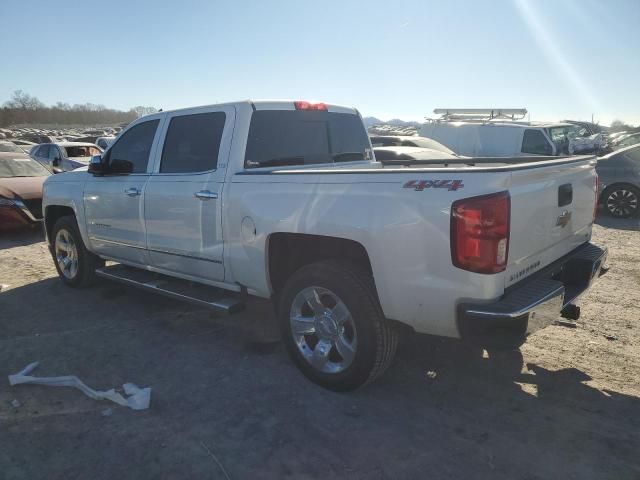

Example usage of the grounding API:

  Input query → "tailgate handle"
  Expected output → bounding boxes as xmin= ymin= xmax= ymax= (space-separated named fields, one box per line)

xmin=558 ymin=183 xmax=573 ymax=207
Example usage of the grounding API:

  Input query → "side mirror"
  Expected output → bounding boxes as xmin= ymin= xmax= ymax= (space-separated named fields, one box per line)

xmin=52 ymin=157 xmax=61 ymax=167
xmin=88 ymin=154 xmax=106 ymax=175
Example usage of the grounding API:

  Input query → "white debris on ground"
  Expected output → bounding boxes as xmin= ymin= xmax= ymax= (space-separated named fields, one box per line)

xmin=8 ymin=362 xmax=151 ymax=410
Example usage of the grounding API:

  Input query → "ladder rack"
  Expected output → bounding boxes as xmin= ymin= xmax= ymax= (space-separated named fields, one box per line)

xmin=431 ymin=108 xmax=528 ymax=122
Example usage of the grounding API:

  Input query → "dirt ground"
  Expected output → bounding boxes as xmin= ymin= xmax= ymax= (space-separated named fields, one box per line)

xmin=1 ymin=215 xmax=639 ymax=480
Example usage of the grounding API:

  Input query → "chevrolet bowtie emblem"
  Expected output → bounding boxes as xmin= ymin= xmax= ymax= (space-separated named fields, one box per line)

xmin=556 ymin=210 xmax=572 ymax=228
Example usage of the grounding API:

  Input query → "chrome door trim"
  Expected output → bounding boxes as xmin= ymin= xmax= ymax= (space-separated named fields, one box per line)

xmin=89 ymin=237 xmax=223 ymax=264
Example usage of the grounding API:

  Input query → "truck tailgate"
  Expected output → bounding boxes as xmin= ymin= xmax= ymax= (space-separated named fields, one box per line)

xmin=505 ymin=158 xmax=597 ymax=287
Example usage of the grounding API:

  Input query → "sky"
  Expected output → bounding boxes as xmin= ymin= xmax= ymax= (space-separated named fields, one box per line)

xmin=1 ymin=0 xmax=639 ymax=126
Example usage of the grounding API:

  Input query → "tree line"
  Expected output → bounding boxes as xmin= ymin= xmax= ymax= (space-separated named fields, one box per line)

xmin=0 ymin=90 xmax=157 ymax=127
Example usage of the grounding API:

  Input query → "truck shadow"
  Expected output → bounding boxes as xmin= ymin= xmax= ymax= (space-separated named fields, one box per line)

xmin=380 ymin=332 xmax=640 ymax=473
xmin=2 ymin=276 xmax=639 ymax=478
xmin=596 ymin=212 xmax=640 ymax=231
xmin=0 ymin=227 xmax=44 ymax=249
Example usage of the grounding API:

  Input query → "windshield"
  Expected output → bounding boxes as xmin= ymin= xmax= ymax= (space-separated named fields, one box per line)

xmin=63 ymin=145 xmax=101 ymax=158
xmin=245 ymin=110 xmax=371 ymax=168
xmin=548 ymin=125 xmax=588 ymax=142
xmin=0 ymin=143 xmax=25 ymax=153
xmin=0 ymin=157 xmax=50 ymax=177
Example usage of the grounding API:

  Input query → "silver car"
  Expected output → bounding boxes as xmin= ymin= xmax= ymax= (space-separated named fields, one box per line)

xmin=597 ymin=144 xmax=640 ymax=218
xmin=30 ymin=142 xmax=103 ymax=173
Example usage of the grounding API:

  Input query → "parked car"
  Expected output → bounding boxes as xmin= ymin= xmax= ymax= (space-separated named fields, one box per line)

xmin=43 ymin=100 xmax=607 ymax=391
xmin=10 ymin=139 xmax=37 ymax=150
xmin=95 ymin=136 xmax=117 ymax=150
xmin=73 ymin=136 xmax=99 ymax=144
xmin=597 ymin=144 xmax=640 ymax=218
xmin=608 ymin=131 xmax=629 ymax=143
xmin=613 ymin=132 xmax=640 ymax=150
xmin=0 ymin=140 xmax=30 ymax=154
xmin=373 ymin=146 xmax=460 ymax=162
xmin=17 ymin=133 xmax=54 ymax=144
xmin=31 ymin=142 xmax=102 ymax=173
xmin=369 ymin=135 xmax=455 ymax=155
xmin=420 ymin=109 xmax=603 ymax=157
xmin=0 ymin=150 xmax=50 ymax=230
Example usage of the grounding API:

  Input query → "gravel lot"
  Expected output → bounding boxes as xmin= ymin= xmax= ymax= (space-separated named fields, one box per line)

xmin=1 ymin=215 xmax=639 ymax=480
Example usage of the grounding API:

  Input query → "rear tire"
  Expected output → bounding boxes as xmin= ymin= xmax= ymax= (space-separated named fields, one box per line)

xmin=51 ymin=215 xmax=103 ymax=287
xmin=602 ymin=184 xmax=639 ymax=218
xmin=278 ymin=260 xmax=398 ymax=391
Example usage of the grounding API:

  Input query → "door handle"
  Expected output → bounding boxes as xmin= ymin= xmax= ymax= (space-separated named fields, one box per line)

xmin=124 ymin=187 xmax=141 ymax=197
xmin=194 ymin=190 xmax=218 ymax=200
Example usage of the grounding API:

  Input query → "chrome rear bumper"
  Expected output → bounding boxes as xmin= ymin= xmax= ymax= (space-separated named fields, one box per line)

xmin=457 ymin=243 xmax=608 ymax=349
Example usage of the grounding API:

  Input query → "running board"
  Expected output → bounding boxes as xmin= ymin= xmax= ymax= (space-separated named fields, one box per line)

xmin=95 ymin=264 xmax=245 ymax=315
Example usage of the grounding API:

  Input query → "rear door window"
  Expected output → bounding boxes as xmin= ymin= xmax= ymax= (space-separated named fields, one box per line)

xmin=160 ymin=112 xmax=226 ymax=173
xmin=245 ymin=110 xmax=370 ymax=168
xmin=521 ymin=129 xmax=553 ymax=155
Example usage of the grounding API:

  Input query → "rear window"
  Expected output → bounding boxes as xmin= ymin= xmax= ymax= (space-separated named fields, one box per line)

xmin=244 ymin=110 xmax=371 ymax=168
xmin=63 ymin=146 xmax=102 ymax=158
xmin=0 ymin=157 xmax=50 ymax=177
xmin=521 ymin=129 xmax=553 ymax=155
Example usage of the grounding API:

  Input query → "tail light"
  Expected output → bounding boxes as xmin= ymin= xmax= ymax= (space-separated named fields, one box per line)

xmin=593 ymin=173 xmax=599 ymax=222
xmin=294 ymin=101 xmax=327 ymax=111
xmin=451 ymin=191 xmax=510 ymax=274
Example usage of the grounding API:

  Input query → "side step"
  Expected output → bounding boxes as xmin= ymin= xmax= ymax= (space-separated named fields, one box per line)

xmin=95 ymin=264 xmax=245 ymax=315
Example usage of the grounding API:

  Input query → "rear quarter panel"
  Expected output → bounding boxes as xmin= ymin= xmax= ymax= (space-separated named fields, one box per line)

xmin=225 ymin=169 xmax=512 ymax=337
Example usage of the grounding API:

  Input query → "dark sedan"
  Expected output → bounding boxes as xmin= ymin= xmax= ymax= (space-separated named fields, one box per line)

xmin=0 ymin=150 xmax=51 ymax=230
xmin=597 ymin=144 xmax=640 ymax=218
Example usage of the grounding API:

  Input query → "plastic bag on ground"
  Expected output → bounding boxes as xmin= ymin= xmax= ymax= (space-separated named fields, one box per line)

xmin=8 ymin=362 xmax=151 ymax=410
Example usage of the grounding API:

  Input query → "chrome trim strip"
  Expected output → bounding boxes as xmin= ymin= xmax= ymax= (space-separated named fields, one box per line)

xmin=89 ymin=236 xmax=146 ymax=250
xmin=465 ymin=285 xmax=565 ymax=319
xmin=149 ymin=247 xmax=223 ymax=264
xmin=89 ymin=236 xmax=223 ymax=264
xmin=13 ymin=199 xmax=42 ymax=222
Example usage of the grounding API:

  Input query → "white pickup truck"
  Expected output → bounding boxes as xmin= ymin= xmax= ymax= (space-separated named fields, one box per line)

xmin=42 ymin=100 xmax=608 ymax=391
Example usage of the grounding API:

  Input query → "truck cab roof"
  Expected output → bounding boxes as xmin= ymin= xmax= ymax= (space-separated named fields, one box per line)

xmin=152 ymin=100 xmax=359 ymax=117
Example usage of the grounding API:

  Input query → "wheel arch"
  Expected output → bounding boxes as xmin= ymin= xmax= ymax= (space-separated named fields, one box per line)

xmin=266 ymin=232 xmax=374 ymax=296
xmin=45 ymin=205 xmax=76 ymax=245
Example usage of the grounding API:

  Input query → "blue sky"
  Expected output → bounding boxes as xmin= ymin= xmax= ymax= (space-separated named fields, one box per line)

xmin=1 ymin=0 xmax=639 ymax=125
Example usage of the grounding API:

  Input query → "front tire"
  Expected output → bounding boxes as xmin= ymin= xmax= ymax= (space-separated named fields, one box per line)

xmin=603 ymin=185 xmax=639 ymax=218
xmin=51 ymin=215 xmax=103 ymax=287
xmin=278 ymin=261 xmax=398 ymax=391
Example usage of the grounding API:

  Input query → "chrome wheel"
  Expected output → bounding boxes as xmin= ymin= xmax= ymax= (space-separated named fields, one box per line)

xmin=55 ymin=228 xmax=79 ymax=279
xmin=606 ymin=189 xmax=638 ymax=218
xmin=289 ymin=286 xmax=358 ymax=374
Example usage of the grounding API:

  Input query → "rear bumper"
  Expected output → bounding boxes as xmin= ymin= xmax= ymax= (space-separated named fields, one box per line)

xmin=457 ymin=242 xmax=608 ymax=349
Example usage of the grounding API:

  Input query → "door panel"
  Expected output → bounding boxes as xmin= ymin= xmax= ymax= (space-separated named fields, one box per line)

xmin=145 ymin=176 xmax=224 ymax=279
xmin=84 ymin=175 xmax=150 ymax=264
xmin=84 ymin=117 xmax=163 ymax=264
xmin=145 ymin=107 xmax=234 ymax=282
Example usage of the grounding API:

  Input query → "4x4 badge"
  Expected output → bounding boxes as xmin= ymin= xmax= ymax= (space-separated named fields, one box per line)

xmin=403 ymin=180 xmax=464 ymax=191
